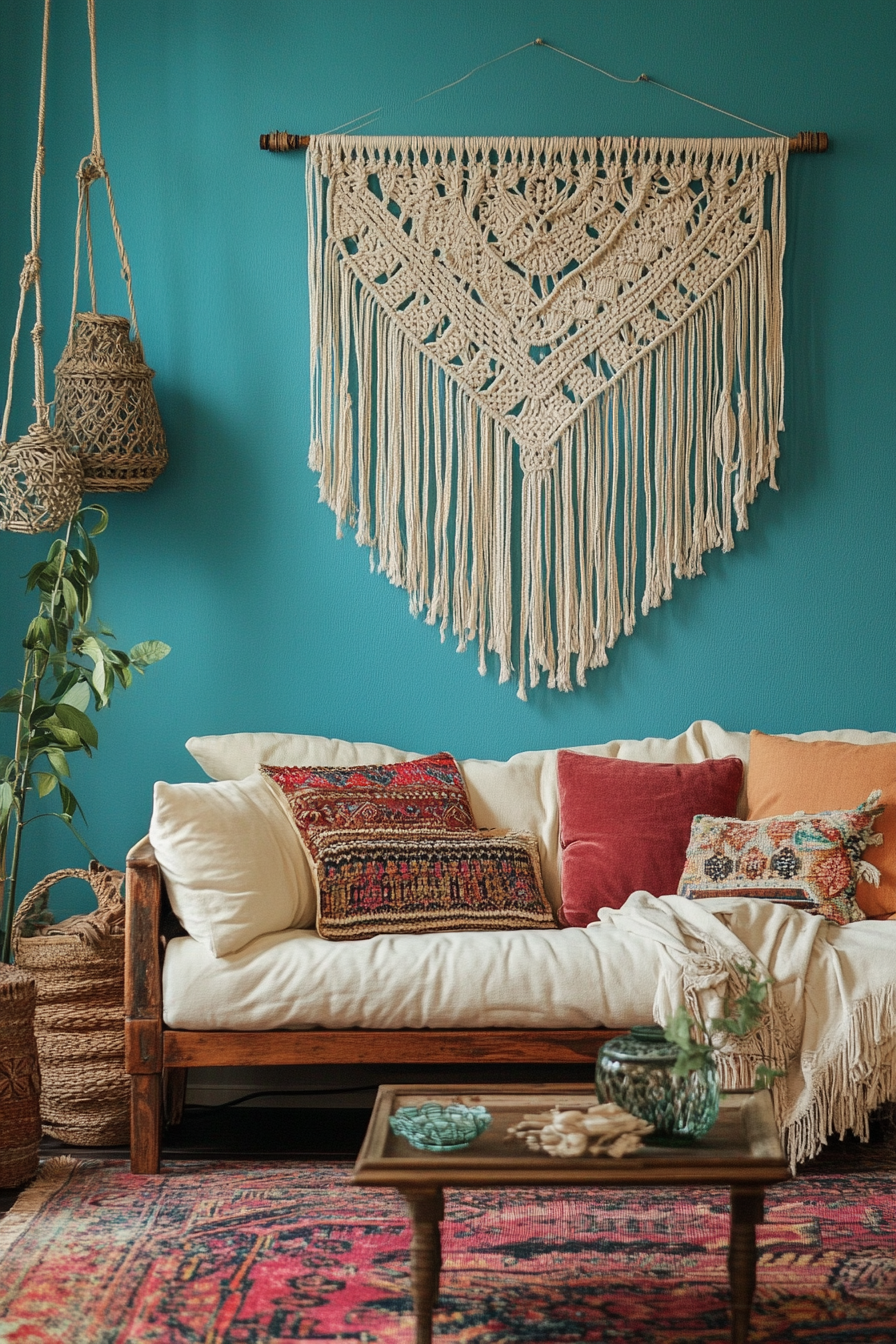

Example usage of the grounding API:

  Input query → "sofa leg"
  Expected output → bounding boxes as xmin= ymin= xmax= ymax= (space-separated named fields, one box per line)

xmin=163 ymin=1067 xmax=188 ymax=1127
xmin=131 ymin=1074 xmax=162 ymax=1174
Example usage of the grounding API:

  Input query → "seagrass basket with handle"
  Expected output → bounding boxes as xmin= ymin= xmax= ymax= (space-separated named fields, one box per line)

xmin=13 ymin=861 xmax=129 ymax=1146
xmin=0 ymin=965 xmax=41 ymax=1187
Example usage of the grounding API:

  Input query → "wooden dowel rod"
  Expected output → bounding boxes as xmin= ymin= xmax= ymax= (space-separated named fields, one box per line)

xmin=260 ymin=132 xmax=310 ymax=151
xmin=260 ymin=130 xmax=828 ymax=153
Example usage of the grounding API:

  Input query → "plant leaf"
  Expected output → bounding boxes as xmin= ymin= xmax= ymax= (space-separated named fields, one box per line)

xmin=34 ymin=772 xmax=58 ymax=798
xmin=754 ymin=1064 xmax=785 ymax=1091
xmin=24 ymin=560 xmax=50 ymax=591
xmin=129 ymin=640 xmax=171 ymax=667
xmin=60 ymin=578 xmax=80 ymax=618
xmin=91 ymin=658 xmax=108 ymax=700
xmin=84 ymin=504 xmax=109 ymax=537
xmin=49 ymin=723 xmax=82 ymax=749
xmin=0 ymin=781 xmax=14 ymax=828
xmin=23 ymin=617 xmax=50 ymax=650
xmin=58 ymin=784 xmax=82 ymax=821
xmin=44 ymin=747 xmax=70 ymax=777
xmin=58 ymin=680 xmax=91 ymax=712
xmin=52 ymin=669 xmax=80 ymax=701
xmin=0 ymin=689 xmax=23 ymax=714
xmin=53 ymin=702 xmax=98 ymax=748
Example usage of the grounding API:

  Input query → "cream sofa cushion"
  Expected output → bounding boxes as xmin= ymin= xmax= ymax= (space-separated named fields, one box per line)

xmin=149 ymin=771 xmax=316 ymax=956
xmin=161 ymin=920 xmax=663 ymax=1032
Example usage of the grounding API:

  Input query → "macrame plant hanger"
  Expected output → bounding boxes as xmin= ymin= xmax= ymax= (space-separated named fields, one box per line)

xmin=0 ymin=0 xmax=83 ymax=535
xmin=54 ymin=0 xmax=167 ymax=492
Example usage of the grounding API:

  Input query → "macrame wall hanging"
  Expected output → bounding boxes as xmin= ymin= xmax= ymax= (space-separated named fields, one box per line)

xmin=307 ymin=132 xmax=787 ymax=696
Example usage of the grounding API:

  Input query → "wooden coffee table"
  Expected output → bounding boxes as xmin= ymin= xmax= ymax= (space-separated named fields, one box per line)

xmin=353 ymin=1083 xmax=789 ymax=1344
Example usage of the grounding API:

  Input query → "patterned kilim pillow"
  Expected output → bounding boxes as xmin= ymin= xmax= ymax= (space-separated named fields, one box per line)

xmin=677 ymin=792 xmax=885 ymax=924
xmin=260 ymin=753 xmax=479 ymax=862
xmin=261 ymin=754 xmax=553 ymax=938
xmin=310 ymin=827 xmax=556 ymax=940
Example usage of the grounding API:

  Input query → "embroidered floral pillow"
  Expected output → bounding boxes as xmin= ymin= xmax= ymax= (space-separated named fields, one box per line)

xmin=677 ymin=792 xmax=885 ymax=924
xmin=260 ymin=753 xmax=479 ymax=861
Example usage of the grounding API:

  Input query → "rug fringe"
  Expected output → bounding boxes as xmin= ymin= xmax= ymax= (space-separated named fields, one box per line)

xmin=0 ymin=1157 xmax=81 ymax=1258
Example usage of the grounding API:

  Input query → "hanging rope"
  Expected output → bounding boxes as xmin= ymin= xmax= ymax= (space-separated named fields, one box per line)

xmin=1 ymin=0 xmax=52 ymax=444
xmin=52 ymin=0 xmax=167 ymax=493
xmin=68 ymin=0 xmax=141 ymax=348
xmin=0 ymin=0 xmax=83 ymax=534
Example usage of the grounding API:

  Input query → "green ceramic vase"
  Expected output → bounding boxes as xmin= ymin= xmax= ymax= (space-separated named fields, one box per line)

xmin=595 ymin=1025 xmax=720 ymax=1141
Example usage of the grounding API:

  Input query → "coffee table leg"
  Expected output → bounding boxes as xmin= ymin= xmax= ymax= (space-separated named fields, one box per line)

xmin=729 ymin=1186 xmax=765 ymax=1344
xmin=403 ymin=1187 xmax=444 ymax=1344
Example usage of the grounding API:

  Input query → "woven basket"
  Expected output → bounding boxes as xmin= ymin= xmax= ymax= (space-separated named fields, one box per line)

xmin=13 ymin=862 xmax=129 ymax=1146
xmin=0 ymin=966 xmax=41 ymax=1187
xmin=54 ymin=312 xmax=168 ymax=492
xmin=0 ymin=422 xmax=84 ymax=534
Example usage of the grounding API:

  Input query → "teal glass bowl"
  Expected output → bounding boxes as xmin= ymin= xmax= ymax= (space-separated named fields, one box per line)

xmin=389 ymin=1102 xmax=492 ymax=1151
xmin=595 ymin=1025 xmax=720 ymax=1141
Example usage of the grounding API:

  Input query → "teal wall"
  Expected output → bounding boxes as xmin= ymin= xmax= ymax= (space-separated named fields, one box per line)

xmin=1 ymin=0 xmax=894 ymax=915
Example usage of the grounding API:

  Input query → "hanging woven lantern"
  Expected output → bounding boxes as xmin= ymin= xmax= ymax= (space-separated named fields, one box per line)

xmin=51 ymin=0 xmax=167 ymax=494
xmin=0 ymin=0 xmax=82 ymax=536
xmin=0 ymin=423 xmax=83 ymax=534
xmin=54 ymin=312 xmax=167 ymax=491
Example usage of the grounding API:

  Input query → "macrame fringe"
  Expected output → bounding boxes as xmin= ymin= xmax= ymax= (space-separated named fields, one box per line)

xmin=307 ymin=137 xmax=787 ymax=696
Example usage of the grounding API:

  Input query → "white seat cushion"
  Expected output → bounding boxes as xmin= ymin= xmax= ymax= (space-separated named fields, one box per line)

xmin=161 ymin=920 xmax=661 ymax=1031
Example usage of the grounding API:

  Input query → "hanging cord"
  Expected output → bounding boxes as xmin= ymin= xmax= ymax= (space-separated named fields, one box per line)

xmin=325 ymin=36 xmax=786 ymax=140
xmin=67 ymin=0 xmax=141 ymax=349
xmin=537 ymin=40 xmax=785 ymax=137
xmin=1 ymin=0 xmax=52 ymax=444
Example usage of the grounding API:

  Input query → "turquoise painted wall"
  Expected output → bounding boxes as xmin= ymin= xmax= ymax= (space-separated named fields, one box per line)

xmin=1 ymin=0 xmax=894 ymax=915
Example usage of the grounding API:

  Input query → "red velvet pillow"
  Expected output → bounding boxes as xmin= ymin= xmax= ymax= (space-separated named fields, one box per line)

xmin=557 ymin=752 xmax=744 ymax=925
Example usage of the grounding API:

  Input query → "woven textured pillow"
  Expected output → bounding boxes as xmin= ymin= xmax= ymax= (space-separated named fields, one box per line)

xmin=677 ymin=793 xmax=885 ymax=924
xmin=310 ymin=827 xmax=555 ymax=940
xmin=260 ymin=753 xmax=479 ymax=862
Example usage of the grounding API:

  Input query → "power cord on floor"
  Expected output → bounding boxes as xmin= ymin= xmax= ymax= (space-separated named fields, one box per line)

xmin=184 ymin=1087 xmax=378 ymax=1111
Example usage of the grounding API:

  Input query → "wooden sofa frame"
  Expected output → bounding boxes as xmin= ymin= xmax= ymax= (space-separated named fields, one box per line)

xmin=125 ymin=840 xmax=617 ymax=1173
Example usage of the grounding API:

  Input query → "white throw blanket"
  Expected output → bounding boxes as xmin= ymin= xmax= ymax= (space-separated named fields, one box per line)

xmin=598 ymin=893 xmax=896 ymax=1168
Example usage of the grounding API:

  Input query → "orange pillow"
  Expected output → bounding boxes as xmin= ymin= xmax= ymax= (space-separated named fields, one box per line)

xmin=745 ymin=732 xmax=896 ymax=918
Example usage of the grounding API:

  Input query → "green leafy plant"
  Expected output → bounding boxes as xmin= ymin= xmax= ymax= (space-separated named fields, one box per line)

xmin=0 ymin=505 xmax=169 ymax=961
xmin=663 ymin=961 xmax=784 ymax=1091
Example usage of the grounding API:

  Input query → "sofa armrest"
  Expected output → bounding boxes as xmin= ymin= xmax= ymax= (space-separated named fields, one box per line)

xmin=125 ymin=839 xmax=163 ymax=1069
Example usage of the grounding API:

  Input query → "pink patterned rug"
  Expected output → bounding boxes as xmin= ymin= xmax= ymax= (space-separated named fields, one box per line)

xmin=0 ymin=1157 xmax=894 ymax=1341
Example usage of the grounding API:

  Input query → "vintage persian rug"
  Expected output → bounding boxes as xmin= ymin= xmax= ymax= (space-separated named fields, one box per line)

xmin=1 ymin=1156 xmax=894 ymax=1341
xmin=307 ymin=135 xmax=788 ymax=695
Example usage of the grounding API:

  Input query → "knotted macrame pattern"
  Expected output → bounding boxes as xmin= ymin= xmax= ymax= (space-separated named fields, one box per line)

xmin=307 ymin=135 xmax=787 ymax=696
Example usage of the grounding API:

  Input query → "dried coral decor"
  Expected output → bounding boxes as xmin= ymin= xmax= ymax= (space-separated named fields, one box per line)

xmin=308 ymin=135 xmax=787 ymax=695
xmin=53 ymin=0 xmax=167 ymax=491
